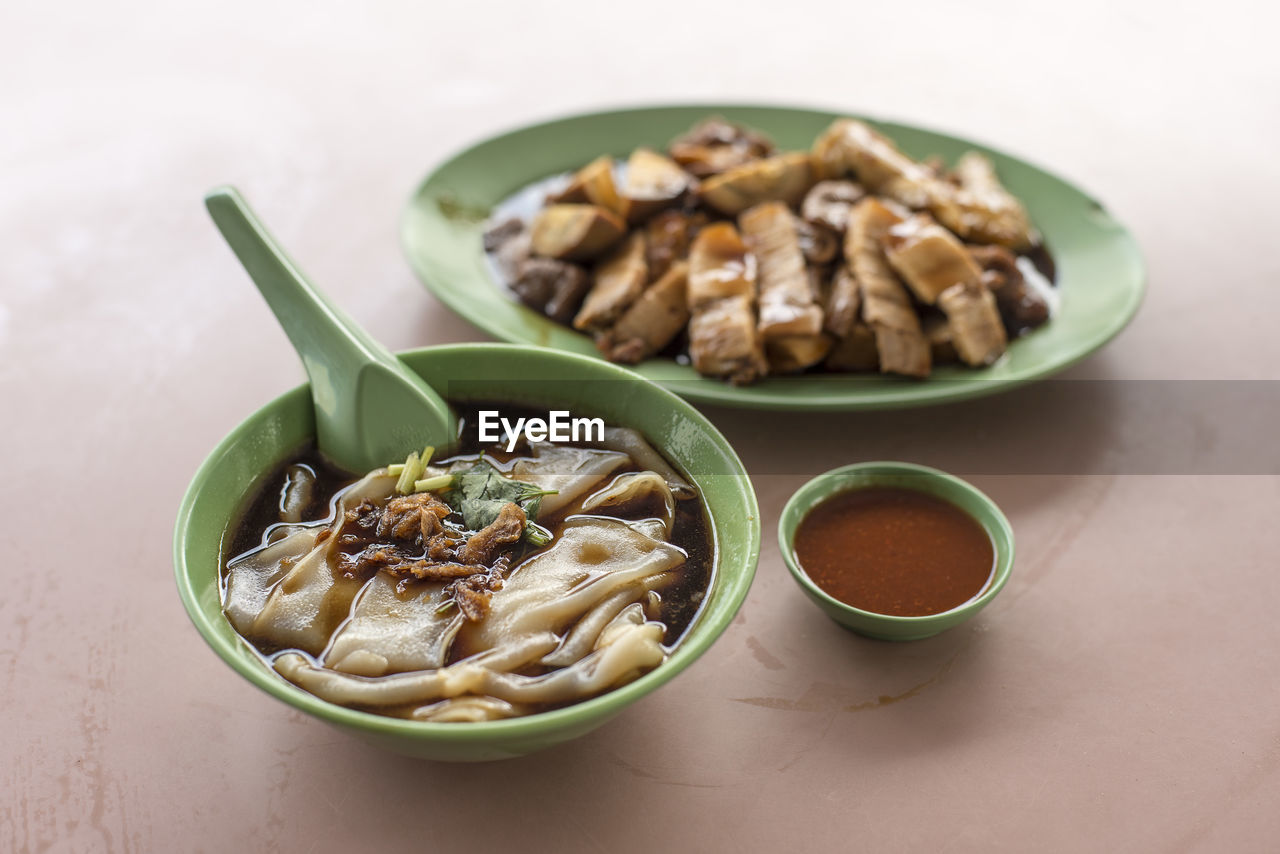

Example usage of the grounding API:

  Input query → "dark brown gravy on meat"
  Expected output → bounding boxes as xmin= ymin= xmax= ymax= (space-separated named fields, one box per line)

xmin=794 ymin=486 xmax=994 ymax=617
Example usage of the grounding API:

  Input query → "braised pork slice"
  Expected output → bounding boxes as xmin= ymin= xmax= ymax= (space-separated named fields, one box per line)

xmin=845 ymin=199 xmax=909 ymax=314
xmin=808 ymin=263 xmax=834 ymax=308
xmin=530 ymin=204 xmax=626 ymax=261
xmin=621 ymin=148 xmax=693 ymax=222
xmin=825 ymin=323 xmax=879 ymax=371
xmin=764 ymin=334 xmax=833 ymax=373
xmin=883 ymin=214 xmax=985 ymax=305
xmin=687 ymin=223 xmax=766 ymax=384
xmin=484 ymin=217 xmax=533 ymax=282
xmin=700 ymin=152 xmax=813 ymax=216
xmin=688 ymin=295 xmax=767 ymax=384
xmin=937 ymin=282 xmax=1007 ymax=366
xmin=645 ymin=209 xmax=705 ymax=280
xmin=483 ymin=217 xmax=524 ymax=253
xmin=922 ymin=315 xmax=959 ymax=365
xmin=687 ymin=222 xmax=757 ymax=308
xmin=547 ymin=155 xmax=620 ymax=212
xmin=545 ymin=176 xmax=588 ymax=205
xmin=813 ymin=120 xmax=1033 ymax=250
xmin=669 ymin=117 xmax=775 ymax=177
xmin=507 ymin=259 xmax=555 ymax=312
xmin=511 ymin=257 xmax=591 ymax=324
xmin=968 ymin=244 xmax=1049 ymax=334
xmin=813 ymin=119 xmax=937 ymax=209
xmin=542 ymin=263 xmax=593 ymax=325
xmin=741 ymin=203 xmax=833 ymax=373
xmin=576 ymin=155 xmax=626 ymax=217
xmin=869 ymin=327 xmax=929 ymax=378
xmin=596 ymin=262 xmax=690 ymax=364
xmin=740 ymin=203 xmax=824 ymax=335
xmin=738 ymin=201 xmax=827 ymax=372
xmin=573 ymin=231 xmax=649 ymax=332
xmin=802 ymin=180 xmax=866 ymax=234
xmin=793 ymin=216 xmax=840 ymax=266
xmin=944 ymin=152 xmax=1035 ymax=250
xmin=823 ymin=266 xmax=861 ymax=338
xmin=845 ymin=198 xmax=930 ymax=378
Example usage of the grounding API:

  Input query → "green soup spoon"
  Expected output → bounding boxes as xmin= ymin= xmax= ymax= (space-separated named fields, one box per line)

xmin=204 ymin=186 xmax=455 ymax=473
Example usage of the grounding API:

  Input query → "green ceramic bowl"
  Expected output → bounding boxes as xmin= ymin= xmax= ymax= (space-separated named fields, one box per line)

xmin=778 ymin=462 xmax=1013 ymax=641
xmin=402 ymin=103 xmax=1145 ymax=411
xmin=173 ymin=343 xmax=760 ymax=761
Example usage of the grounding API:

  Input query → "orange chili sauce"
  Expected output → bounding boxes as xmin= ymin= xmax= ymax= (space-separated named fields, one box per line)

xmin=793 ymin=486 xmax=995 ymax=617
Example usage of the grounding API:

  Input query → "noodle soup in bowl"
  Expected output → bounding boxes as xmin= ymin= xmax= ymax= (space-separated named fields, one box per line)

xmin=174 ymin=343 xmax=760 ymax=761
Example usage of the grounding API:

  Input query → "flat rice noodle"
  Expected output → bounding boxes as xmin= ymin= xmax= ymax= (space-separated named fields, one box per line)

xmin=226 ymin=471 xmax=398 ymax=655
xmin=467 ymin=517 xmax=685 ymax=651
xmin=581 ymin=471 xmax=676 ymax=536
xmin=539 ymin=571 xmax=674 ymax=667
xmin=412 ymin=696 xmax=524 ymax=723
xmin=273 ymin=632 xmax=561 ymax=707
xmin=224 ymin=527 xmax=322 ymax=636
xmin=597 ymin=426 xmax=696 ymax=499
xmin=321 ymin=573 xmax=465 ymax=677
xmin=481 ymin=614 xmax=665 ymax=705
xmin=278 ymin=464 xmax=316 ymax=524
xmin=275 ymin=618 xmax=665 ymax=708
xmin=510 ymin=445 xmax=630 ymax=517
xmin=248 ymin=541 xmax=363 ymax=656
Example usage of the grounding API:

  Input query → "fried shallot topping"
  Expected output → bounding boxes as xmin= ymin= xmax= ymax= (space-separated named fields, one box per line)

xmin=335 ymin=496 xmax=530 ymax=622
xmin=445 ymin=566 xmax=509 ymax=621
xmin=376 ymin=492 xmax=453 ymax=542
xmin=456 ymin=502 xmax=527 ymax=566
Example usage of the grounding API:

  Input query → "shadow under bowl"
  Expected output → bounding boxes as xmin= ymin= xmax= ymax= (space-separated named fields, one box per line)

xmin=174 ymin=343 xmax=760 ymax=761
xmin=778 ymin=462 xmax=1014 ymax=641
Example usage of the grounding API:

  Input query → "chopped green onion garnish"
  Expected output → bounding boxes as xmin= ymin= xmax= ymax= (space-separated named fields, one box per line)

xmin=413 ymin=473 xmax=455 ymax=493
xmin=395 ymin=451 xmax=425 ymax=495
xmin=525 ymin=522 xmax=552 ymax=547
xmin=391 ymin=446 xmax=436 ymax=491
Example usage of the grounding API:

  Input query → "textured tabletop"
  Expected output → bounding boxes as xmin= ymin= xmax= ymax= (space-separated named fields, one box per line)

xmin=3 ymin=1 xmax=1278 ymax=851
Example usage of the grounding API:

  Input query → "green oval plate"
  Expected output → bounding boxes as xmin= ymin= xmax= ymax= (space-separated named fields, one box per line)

xmin=401 ymin=104 xmax=1144 ymax=411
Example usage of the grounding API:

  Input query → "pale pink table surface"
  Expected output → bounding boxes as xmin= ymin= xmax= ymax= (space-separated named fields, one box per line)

xmin=4 ymin=2 xmax=1278 ymax=852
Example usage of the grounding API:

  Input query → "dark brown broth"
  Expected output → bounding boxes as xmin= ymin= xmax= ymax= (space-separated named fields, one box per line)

xmin=226 ymin=453 xmax=355 ymax=560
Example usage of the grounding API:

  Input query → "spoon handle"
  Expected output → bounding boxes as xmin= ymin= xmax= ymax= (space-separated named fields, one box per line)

xmin=204 ymin=186 xmax=391 ymax=376
xmin=205 ymin=185 xmax=455 ymax=472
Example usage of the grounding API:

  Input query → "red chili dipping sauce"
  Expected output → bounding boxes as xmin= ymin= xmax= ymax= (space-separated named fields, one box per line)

xmin=794 ymin=486 xmax=995 ymax=617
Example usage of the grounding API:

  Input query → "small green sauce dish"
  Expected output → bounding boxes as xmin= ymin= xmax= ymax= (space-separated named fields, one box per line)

xmin=778 ymin=462 xmax=1014 ymax=641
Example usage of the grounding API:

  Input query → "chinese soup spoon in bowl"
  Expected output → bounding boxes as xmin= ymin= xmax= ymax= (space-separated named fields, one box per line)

xmin=204 ymin=185 xmax=455 ymax=471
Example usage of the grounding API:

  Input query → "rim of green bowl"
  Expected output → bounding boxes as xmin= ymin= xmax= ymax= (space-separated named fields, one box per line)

xmin=173 ymin=342 xmax=760 ymax=744
xmin=777 ymin=461 xmax=1015 ymax=631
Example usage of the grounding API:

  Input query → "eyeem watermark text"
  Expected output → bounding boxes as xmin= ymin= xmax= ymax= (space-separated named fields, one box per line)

xmin=477 ymin=410 xmax=605 ymax=452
